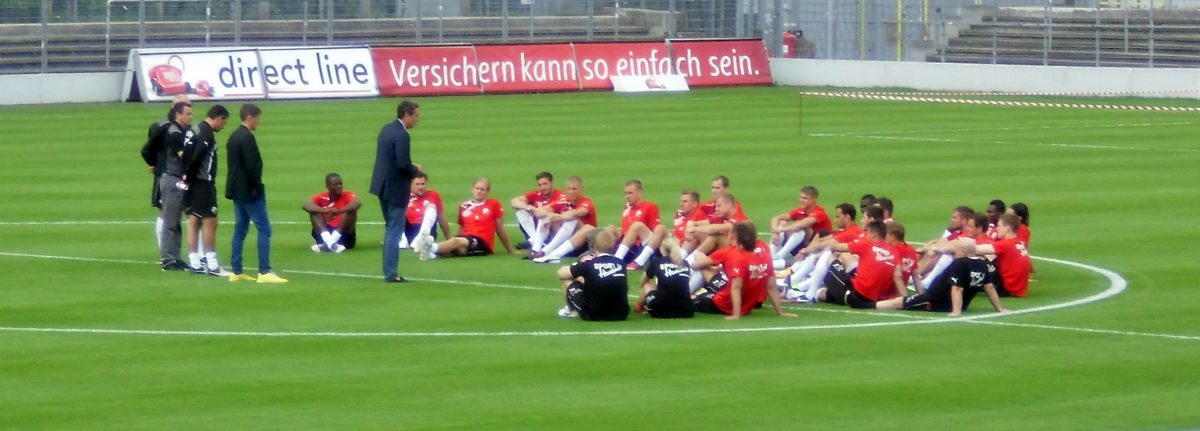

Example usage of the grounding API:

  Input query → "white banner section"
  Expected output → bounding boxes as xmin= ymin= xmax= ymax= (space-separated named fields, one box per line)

xmin=259 ymin=47 xmax=378 ymax=99
xmin=135 ymin=48 xmax=263 ymax=102
xmin=610 ymin=75 xmax=690 ymax=93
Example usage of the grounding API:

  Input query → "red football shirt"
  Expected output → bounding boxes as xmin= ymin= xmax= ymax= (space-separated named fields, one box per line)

xmin=311 ymin=191 xmax=358 ymax=229
xmin=457 ymin=198 xmax=504 ymax=252
xmin=711 ymin=241 xmax=772 ymax=316
xmin=551 ymin=195 xmax=597 ymax=228
xmin=406 ymin=189 xmax=444 ymax=225
xmin=1017 ymin=224 xmax=1031 ymax=247
xmin=847 ymin=238 xmax=898 ymax=301
xmin=833 ymin=224 xmax=862 ymax=243
xmin=673 ymin=208 xmax=707 ymax=242
xmin=992 ymin=237 xmax=1032 ymax=297
xmin=699 ymin=199 xmax=747 ymax=224
xmin=786 ymin=204 xmax=834 ymax=234
xmin=523 ymin=189 xmax=562 ymax=209
xmin=620 ymin=200 xmax=661 ymax=236
xmin=891 ymin=242 xmax=919 ymax=287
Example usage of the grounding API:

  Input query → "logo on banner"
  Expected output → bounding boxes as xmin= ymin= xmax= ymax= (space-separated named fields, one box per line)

xmin=148 ymin=55 xmax=215 ymax=97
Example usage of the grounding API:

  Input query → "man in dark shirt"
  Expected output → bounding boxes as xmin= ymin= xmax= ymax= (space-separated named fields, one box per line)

xmin=182 ymin=105 xmax=230 ymax=276
xmin=878 ymin=238 xmax=1009 ymax=316
xmin=635 ymin=238 xmax=695 ymax=319
xmin=225 ymin=104 xmax=286 ymax=283
xmin=140 ymin=95 xmax=189 ymax=254
xmin=555 ymin=230 xmax=630 ymax=321
xmin=370 ymin=100 xmax=423 ymax=283
xmin=156 ymin=101 xmax=193 ymax=271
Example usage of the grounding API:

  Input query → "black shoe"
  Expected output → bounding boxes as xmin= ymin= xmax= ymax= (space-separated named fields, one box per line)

xmin=515 ymin=241 xmax=531 ymax=250
xmin=386 ymin=276 xmax=409 ymax=283
xmin=161 ymin=260 xmax=188 ymax=271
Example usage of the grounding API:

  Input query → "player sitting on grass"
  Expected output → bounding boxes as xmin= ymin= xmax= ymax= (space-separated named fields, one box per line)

xmin=555 ymin=230 xmax=630 ymax=321
xmin=916 ymin=206 xmax=974 ymax=290
xmin=877 ymin=238 xmax=1009 ymax=316
xmin=398 ymin=172 xmax=451 ymax=250
xmin=535 ymin=179 xmax=660 ymax=265
xmin=803 ymin=221 xmax=902 ymax=309
xmin=689 ymin=221 xmax=796 ymax=320
xmin=768 ymin=185 xmax=832 ymax=270
xmin=511 ymin=171 xmax=562 ymax=250
xmin=684 ymin=194 xmax=747 ymax=262
xmin=412 ymin=177 xmax=514 ymax=260
xmin=688 ymin=175 xmax=747 ymax=251
xmin=633 ymin=238 xmax=696 ymax=319
xmin=303 ymin=173 xmax=361 ymax=253
xmin=527 ymin=176 xmax=596 ymax=260
xmin=779 ymin=204 xmax=873 ymax=302
xmin=887 ymin=223 xmax=922 ymax=294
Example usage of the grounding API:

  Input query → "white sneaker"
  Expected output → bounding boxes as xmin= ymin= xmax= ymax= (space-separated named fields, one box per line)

xmin=532 ymin=255 xmax=560 ymax=264
xmin=557 ymin=306 xmax=578 ymax=318
xmin=332 ymin=244 xmax=346 ymax=253
xmin=783 ymin=287 xmax=806 ymax=301
xmin=311 ymin=243 xmax=325 ymax=253
xmin=411 ymin=234 xmax=427 ymax=255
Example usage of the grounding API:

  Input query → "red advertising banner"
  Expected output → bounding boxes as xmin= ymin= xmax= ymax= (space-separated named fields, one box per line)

xmin=373 ymin=46 xmax=481 ymax=96
xmin=474 ymin=44 xmax=581 ymax=93
xmin=667 ymin=39 xmax=774 ymax=87
xmin=570 ymin=42 xmax=673 ymax=90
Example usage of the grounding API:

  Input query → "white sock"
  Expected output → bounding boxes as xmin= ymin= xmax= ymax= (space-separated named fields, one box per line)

xmin=803 ymin=251 xmax=834 ymax=298
xmin=155 ymin=217 xmax=165 ymax=248
xmin=205 ymin=252 xmax=219 ymax=270
xmin=776 ymin=231 xmax=807 ymax=260
xmin=614 ymin=244 xmax=630 ymax=260
xmin=515 ymin=210 xmax=537 ymax=241
xmin=531 ymin=222 xmax=548 ymax=252
xmin=772 ymin=258 xmax=787 ymax=271
xmin=684 ymin=252 xmax=697 ymax=267
xmin=688 ymin=270 xmax=705 ymax=293
xmin=789 ymin=254 xmax=818 ymax=283
xmin=419 ymin=204 xmax=438 ymax=238
xmin=188 ymin=252 xmax=202 ymax=269
xmin=427 ymin=242 xmax=440 ymax=260
xmin=398 ymin=233 xmax=409 ymax=248
xmin=634 ymin=245 xmax=656 ymax=266
xmin=543 ymin=220 xmax=578 ymax=254
xmin=545 ymin=241 xmax=575 ymax=260
xmin=923 ymin=254 xmax=954 ymax=290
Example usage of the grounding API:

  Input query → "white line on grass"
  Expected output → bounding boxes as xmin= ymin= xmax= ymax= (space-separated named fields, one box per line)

xmin=2 ymin=250 xmax=1192 ymax=341
xmin=809 ymin=133 xmax=1200 ymax=154
xmin=811 ymin=121 xmax=1194 ymax=138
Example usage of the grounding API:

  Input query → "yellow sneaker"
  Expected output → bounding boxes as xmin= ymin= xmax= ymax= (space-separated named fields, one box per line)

xmin=229 ymin=273 xmax=256 ymax=282
xmin=256 ymin=272 xmax=288 ymax=284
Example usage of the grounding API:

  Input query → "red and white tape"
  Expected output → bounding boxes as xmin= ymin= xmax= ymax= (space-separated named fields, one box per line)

xmin=802 ymin=91 xmax=1200 ymax=112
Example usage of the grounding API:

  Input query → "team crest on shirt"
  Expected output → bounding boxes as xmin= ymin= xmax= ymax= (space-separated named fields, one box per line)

xmin=872 ymin=246 xmax=896 ymax=265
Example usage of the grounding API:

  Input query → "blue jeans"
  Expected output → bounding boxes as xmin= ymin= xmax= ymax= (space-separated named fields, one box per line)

xmin=381 ymin=197 xmax=408 ymax=280
xmin=231 ymin=193 xmax=272 ymax=274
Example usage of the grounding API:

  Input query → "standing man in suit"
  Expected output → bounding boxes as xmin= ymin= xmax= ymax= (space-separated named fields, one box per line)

xmin=225 ymin=104 xmax=287 ymax=283
xmin=371 ymin=100 xmax=424 ymax=283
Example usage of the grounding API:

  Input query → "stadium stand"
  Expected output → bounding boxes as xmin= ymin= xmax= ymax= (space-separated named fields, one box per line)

xmin=928 ymin=8 xmax=1200 ymax=67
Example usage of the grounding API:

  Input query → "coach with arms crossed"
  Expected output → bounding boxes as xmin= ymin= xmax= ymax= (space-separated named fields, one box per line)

xmin=372 ymin=100 xmax=424 ymax=283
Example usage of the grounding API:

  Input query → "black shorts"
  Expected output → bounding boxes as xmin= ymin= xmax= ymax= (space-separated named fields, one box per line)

xmin=989 ymin=261 xmax=1011 ymax=297
xmin=566 ymin=282 xmax=628 ymax=321
xmin=692 ymin=292 xmax=726 ymax=315
xmin=151 ymin=174 xmax=162 ymax=208
xmin=707 ymin=272 xmax=730 ymax=293
xmin=185 ymin=181 xmax=218 ymax=218
xmin=461 ymin=235 xmax=491 ymax=257
xmin=645 ymin=291 xmax=695 ymax=319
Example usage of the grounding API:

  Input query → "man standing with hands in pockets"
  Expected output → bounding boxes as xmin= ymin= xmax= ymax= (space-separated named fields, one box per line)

xmin=372 ymin=100 xmax=424 ymax=283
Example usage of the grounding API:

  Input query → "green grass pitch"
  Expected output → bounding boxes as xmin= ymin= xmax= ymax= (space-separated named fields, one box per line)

xmin=1 ymin=86 xmax=1198 ymax=429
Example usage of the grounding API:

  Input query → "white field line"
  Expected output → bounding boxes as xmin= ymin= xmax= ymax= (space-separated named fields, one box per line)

xmin=803 ymin=91 xmax=1200 ymax=112
xmin=811 ymin=121 xmax=1193 ymax=138
xmin=808 ymin=133 xmax=1200 ymax=154
xmin=3 ymin=250 xmax=1187 ymax=342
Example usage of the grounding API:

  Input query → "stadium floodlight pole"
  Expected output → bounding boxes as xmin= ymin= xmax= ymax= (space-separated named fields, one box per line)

xmin=105 ymin=1 xmax=110 ymax=67
xmin=826 ymin=0 xmax=834 ymax=58
xmin=614 ymin=0 xmax=620 ymax=39
xmin=668 ymin=0 xmax=675 ymax=39
xmin=529 ymin=0 xmax=534 ymax=41
xmin=438 ymin=0 xmax=444 ymax=44
xmin=1148 ymin=0 xmax=1155 ymax=68
xmin=1094 ymin=1 xmax=1100 ymax=67
xmin=896 ymin=0 xmax=903 ymax=61
xmin=205 ymin=0 xmax=211 ymax=47
xmin=41 ymin=0 xmax=48 ymax=73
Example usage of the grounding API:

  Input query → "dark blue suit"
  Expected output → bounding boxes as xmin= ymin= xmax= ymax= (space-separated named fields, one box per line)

xmin=370 ymin=119 xmax=419 ymax=280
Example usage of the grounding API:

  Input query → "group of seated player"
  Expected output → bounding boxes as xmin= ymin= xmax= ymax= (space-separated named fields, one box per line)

xmin=300 ymin=171 xmax=1033 ymax=322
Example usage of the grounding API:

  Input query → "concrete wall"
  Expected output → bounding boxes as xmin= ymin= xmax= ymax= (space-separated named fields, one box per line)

xmin=0 ymin=72 xmax=124 ymax=105
xmin=770 ymin=58 xmax=1200 ymax=98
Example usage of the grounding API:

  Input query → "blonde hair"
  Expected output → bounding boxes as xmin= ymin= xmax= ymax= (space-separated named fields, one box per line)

xmin=659 ymin=237 xmax=684 ymax=265
xmin=593 ymin=230 xmax=616 ymax=253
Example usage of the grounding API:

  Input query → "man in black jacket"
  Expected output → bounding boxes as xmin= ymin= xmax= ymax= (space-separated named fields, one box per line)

xmin=183 ymin=104 xmax=230 ymax=276
xmin=156 ymin=101 xmax=193 ymax=271
xmin=225 ymin=104 xmax=286 ymax=283
xmin=370 ymin=100 xmax=423 ymax=283
xmin=140 ymin=95 xmax=189 ymax=254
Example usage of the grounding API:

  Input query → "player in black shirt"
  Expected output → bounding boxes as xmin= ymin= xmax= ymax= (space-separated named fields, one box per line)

xmin=634 ymin=238 xmax=695 ymax=319
xmin=879 ymin=238 xmax=1008 ymax=316
xmin=141 ymin=95 xmax=189 ymax=254
xmin=182 ymin=105 xmax=231 ymax=276
xmin=556 ymin=230 xmax=630 ymax=321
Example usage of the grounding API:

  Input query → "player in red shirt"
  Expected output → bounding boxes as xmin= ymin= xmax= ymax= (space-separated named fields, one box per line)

xmin=974 ymin=213 xmax=1032 ymax=297
xmin=782 ymin=203 xmax=869 ymax=302
xmin=303 ymin=173 xmax=362 ymax=253
xmin=769 ymin=186 xmax=833 ymax=270
xmin=413 ymin=177 xmax=514 ymax=259
xmin=1008 ymin=202 xmax=1031 ymax=247
xmin=686 ymin=194 xmax=748 ymax=261
xmin=530 ymin=176 xmax=598 ymax=260
xmin=812 ymin=221 xmax=899 ymax=308
xmin=887 ymin=223 xmax=921 ymax=297
xmin=984 ymin=199 xmax=1006 ymax=240
xmin=510 ymin=171 xmax=563 ymax=250
xmin=673 ymin=189 xmax=707 ymax=245
xmin=690 ymin=221 xmax=796 ymax=319
xmin=917 ymin=205 xmax=975 ymax=286
xmin=697 ymin=175 xmax=747 ymax=224
xmin=399 ymin=172 xmax=451 ymax=249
